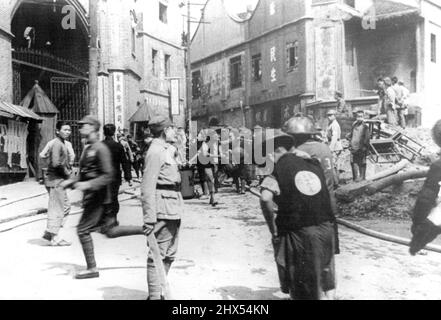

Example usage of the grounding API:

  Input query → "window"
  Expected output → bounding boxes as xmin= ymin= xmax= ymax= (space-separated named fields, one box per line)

xmin=252 ymin=54 xmax=262 ymax=81
xmin=230 ymin=56 xmax=242 ymax=89
xmin=192 ymin=70 xmax=202 ymax=99
xmin=344 ymin=0 xmax=355 ymax=8
xmin=159 ymin=2 xmax=168 ymax=24
xmin=131 ymin=28 xmax=136 ymax=54
xmin=431 ymin=33 xmax=437 ymax=63
xmin=152 ymin=49 xmax=158 ymax=76
xmin=410 ymin=70 xmax=417 ymax=93
xmin=130 ymin=10 xmax=137 ymax=54
xmin=345 ymin=38 xmax=354 ymax=66
xmin=164 ymin=54 xmax=171 ymax=77
xmin=286 ymin=41 xmax=299 ymax=70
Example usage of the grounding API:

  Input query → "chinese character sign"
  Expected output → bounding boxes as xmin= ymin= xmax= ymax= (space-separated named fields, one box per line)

xmin=113 ymin=71 xmax=125 ymax=132
xmin=270 ymin=46 xmax=277 ymax=82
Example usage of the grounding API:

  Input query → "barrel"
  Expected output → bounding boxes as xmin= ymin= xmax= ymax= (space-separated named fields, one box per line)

xmin=180 ymin=167 xmax=195 ymax=199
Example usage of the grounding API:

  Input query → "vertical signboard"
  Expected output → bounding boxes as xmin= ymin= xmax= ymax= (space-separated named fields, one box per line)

xmin=113 ymin=71 xmax=125 ymax=132
xmin=170 ymin=78 xmax=180 ymax=115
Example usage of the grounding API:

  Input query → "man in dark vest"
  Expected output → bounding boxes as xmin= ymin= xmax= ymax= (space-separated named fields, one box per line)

xmin=260 ymin=117 xmax=337 ymax=300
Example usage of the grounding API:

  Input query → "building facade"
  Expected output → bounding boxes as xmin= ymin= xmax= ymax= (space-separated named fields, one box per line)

xmin=0 ymin=0 xmax=186 ymax=181
xmin=190 ymin=0 xmax=441 ymax=129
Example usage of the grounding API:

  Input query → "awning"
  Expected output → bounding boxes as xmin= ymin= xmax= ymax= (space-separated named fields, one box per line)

xmin=21 ymin=81 xmax=59 ymax=114
xmin=129 ymin=101 xmax=156 ymax=123
xmin=0 ymin=101 xmax=43 ymax=121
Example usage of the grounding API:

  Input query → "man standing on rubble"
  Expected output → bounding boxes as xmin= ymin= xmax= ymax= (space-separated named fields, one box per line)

xmin=260 ymin=117 xmax=338 ymax=300
xmin=384 ymin=77 xmax=398 ymax=126
xmin=141 ymin=115 xmax=183 ymax=300
xmin=326 ymin=109 xmax=343 ymax=187
xmin=392 ymin=77 xmax=406 ymax=129
xmin=346 ymin=110 xmax=370 ymax=182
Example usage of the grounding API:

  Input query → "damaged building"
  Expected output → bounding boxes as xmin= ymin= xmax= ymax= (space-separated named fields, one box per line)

xmin=190 ymin=0 xmax=441 ymax=130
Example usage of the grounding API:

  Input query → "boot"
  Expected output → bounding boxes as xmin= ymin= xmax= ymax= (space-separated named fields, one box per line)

xmin=351 ymin=163 xmax=360 ymax=182
xmin=210 ymin=192 xmax=218 ymax=207
xmin=360 ymin=164 xmax=367 ymax=181
xmin=240 ymin=179 xmax=246 ymax=194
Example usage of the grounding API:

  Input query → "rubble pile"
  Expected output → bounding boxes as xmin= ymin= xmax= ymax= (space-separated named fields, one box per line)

xmin=337 ymin=180 xmax=424 ymax=220
xmin=337 ymin=127 xmax=435 ymax=221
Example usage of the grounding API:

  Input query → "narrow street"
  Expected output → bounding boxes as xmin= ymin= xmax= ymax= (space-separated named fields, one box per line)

xmin=1 ymin=187 xmax=441 ymax=300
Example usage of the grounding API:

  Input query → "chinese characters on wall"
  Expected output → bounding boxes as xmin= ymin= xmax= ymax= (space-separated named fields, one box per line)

xmin=113 ymin=72 xmax=125 ymax=132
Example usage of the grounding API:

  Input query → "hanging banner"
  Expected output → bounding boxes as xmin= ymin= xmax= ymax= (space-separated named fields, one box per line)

xmin=113 ymin=71 xmax=125 ymax=132
xmin=170 ymin=78 xmax=180 ymax=115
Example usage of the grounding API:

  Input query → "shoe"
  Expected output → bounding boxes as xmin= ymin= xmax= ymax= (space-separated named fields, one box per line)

xmin=50 ymin=238 xmax=71 ymax=247
xmin=42 ymin=232 xmax=54 ymax=242
xmin=199 ymin=195 xmax=209 ymax=200
xmin=75 ymin=269 xmax=99 ymax=279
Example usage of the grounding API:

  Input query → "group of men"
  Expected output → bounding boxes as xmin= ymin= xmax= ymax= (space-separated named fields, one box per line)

xmin=326 ymin=108 xmax=370 ymax=184
xmin=377 ymin=76 xmax=411 ymax=129
xmin=40 ymin=115 xmax=180 ymax=300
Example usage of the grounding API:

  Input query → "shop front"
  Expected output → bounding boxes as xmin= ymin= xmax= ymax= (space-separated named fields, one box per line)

xmin=0 ymin=101 xmax=42 ymax=186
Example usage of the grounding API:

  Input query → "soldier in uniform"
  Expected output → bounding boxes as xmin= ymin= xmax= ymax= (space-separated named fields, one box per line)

xmin=62 ymin=115 xmax=114 ymax=279
xmin=141 ymin=115 xmax=184 ymax=300
xmin=260 ymin=117 xmax=337 ymax=300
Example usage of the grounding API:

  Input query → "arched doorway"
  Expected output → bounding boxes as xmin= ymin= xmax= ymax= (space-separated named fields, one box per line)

xmin=11 ymin=0 xmax=89 ymax=169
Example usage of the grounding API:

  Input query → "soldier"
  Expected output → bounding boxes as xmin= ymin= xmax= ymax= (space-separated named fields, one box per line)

xmin=260 ymin=117 xmax=337 ymax=300
xmin=40 ymin=121 xmax=73 ymax=246
xmin=326 ymin=109 xmax=343 ymax=188
xmin=62 ymin=115 xmax=113 ymax=279
xmin=100 ymin=124 xmax=143 ymax=238
xmin=141 ymin=115 xmax=184 ymax=300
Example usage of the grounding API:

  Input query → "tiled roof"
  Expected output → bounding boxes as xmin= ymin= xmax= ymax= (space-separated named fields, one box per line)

xmin=366 ymin=0 xmax=420 ymax=20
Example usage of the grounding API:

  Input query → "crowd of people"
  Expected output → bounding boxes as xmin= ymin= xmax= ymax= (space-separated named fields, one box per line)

xmin=35 ymin=100 xmax=441 ymax=300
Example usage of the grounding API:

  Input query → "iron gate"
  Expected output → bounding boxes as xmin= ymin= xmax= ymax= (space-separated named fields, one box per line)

xmin=50 ymin=77 xmax=88 ymax=164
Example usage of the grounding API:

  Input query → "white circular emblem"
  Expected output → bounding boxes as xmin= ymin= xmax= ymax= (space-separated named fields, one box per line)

xmin=294 ymin=171 xmax=322 ymax=196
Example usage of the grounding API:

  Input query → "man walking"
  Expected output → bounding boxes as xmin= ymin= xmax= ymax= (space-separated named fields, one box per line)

xmin=62 ymin=115 xmax=113 ymax=279
xmin=260 ymin=117 xmax=337 ymax=300
xmin=41 ymin=121 xmax=73 ymax=246
xmin=326 ymin=109 xmax=343 ymax=187
xmin=127 ymin=134 xmax=142 ymax=179
xmin=346 ymin=110 xmax=370 ymax=182
xmin=100 ymin=124 xmax=143 ymax=238
xmin=141 ymin=115 xmax=183 ymax=300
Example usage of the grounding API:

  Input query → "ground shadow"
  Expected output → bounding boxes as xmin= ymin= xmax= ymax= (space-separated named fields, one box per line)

xmin=98 ymin=286 xmax=147 ymax=300
xmin=28 ymin=239 xmax=51 ymax=246
xmin=43 ymin=262 xmax=84 ymax=276
xmin=214 ymin=286 xmax=282 ymax=300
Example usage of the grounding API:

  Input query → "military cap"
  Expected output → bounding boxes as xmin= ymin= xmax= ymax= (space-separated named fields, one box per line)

xmin=283 ymin=116 xmax=319 ymax=135
xmin=79 ymin=115 xmax=101 ymax=131
xmin=148 ymin=115 xmax=172 ymax=132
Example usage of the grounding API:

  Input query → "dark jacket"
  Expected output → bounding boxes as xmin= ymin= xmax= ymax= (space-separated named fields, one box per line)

xmin=412 ymin=159 xmax=441 ymax=225
xmin=273 ymin=153 xmax=334 ymax=232
xmin=103 ymin=137 xmax=131 ymax=184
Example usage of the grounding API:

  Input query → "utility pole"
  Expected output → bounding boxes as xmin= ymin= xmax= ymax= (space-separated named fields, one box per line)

xmin=186 ymin=0 xmax=192 ymax=135
xmin=88 ymin=0 xmax=99 ymax=116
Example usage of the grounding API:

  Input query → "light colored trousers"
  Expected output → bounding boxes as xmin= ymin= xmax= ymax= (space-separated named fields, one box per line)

xmin=46 ymin=185 xmax=71 ymax=235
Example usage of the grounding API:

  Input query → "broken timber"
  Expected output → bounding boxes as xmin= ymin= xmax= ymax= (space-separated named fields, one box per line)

xmin=365 ymin=169 xmax=429 ymax=195
xmin=336 ymin=159 xmax=412 ymax=202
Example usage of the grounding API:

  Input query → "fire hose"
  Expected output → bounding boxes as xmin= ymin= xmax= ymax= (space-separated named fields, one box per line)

xmin=247 ymin=187 xmax=441 ymax=255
